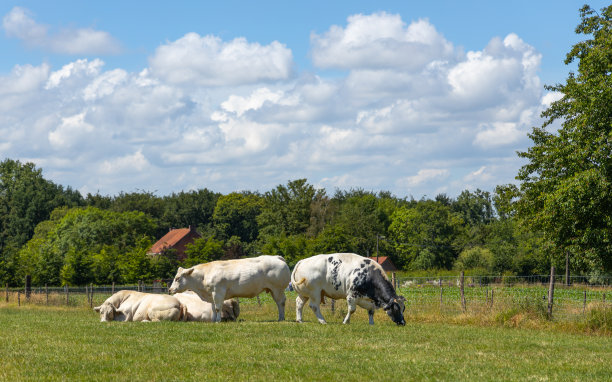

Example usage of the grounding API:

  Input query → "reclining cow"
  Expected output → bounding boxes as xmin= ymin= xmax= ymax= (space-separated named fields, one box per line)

xmin=169 ymin=255 xmax=291 ymax=322
xmin=174 ymin=291 xmax=240 ymax=322
xmin=291 ymin=253 xmax=406 ymax=325
xmin=93 ymin=290 xmax=186 ymax=322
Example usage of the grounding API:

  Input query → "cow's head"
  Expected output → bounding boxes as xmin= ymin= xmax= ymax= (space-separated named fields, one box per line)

xmin=383 ymin=296 xmax=406 ymax=326
xmin=93 ymin=302 xmax=117 ymax=322
xmin=168 ymin=267 xmax=194 ymax=294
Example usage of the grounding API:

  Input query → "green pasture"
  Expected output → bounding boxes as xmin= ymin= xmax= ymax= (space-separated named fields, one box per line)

xmin=1 ymin=298 xmax=611 ymax=381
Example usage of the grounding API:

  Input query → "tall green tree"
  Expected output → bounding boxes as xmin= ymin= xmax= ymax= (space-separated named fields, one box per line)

xmin=0 ymin=159 xmax=83 ymax=285
xmin=160 ymin=189 xmax=219 ymax=234
xmin=212 ymin=192 xmax=263 ymax=242
xmin=516 ymin=5 xmax=612 ymax=274
xmin=316 ymin=190 xmax=394 ymax=257
xmin=18 ymin=207 xmax=157 ymax=285
xmin=388 ymin=200 xmax=464 ymax=269
xmin=258 ymin=179 xmax=324 ymax=237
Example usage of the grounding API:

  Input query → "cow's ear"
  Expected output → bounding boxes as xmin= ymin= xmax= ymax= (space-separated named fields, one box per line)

xmin=184 ymin=267 xmax=194 ymax=275
xmin=93 ymin=306 xmax=101 ymax=312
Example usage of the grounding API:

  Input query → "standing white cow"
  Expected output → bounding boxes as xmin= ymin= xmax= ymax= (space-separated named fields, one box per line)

xmin=169 ymin=255 xmax=291 ymax=322
xmin=173 ymin=291 xmax=240 ymax=322
xmin=93 ymin=290 xmax=186 ymax=322
xmin=291 ymin=253 xmax=406 ymax=325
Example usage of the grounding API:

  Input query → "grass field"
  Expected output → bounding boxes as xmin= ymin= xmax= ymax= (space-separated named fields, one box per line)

xmin=1 ymin=298 xmax=611 ymax=381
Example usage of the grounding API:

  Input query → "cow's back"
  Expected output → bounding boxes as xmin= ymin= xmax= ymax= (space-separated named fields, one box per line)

xmin=292 ymin=253 xmax=377 ymax=299
xmin=199 ymin=255 xmax=290 ymax=298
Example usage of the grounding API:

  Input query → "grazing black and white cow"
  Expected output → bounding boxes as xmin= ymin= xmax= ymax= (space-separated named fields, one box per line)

xmin=291 ymin=253 xmax=406 ymax=325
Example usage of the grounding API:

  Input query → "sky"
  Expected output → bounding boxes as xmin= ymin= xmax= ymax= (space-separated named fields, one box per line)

xmin=1 ymin=1 xmax=607 ymax=199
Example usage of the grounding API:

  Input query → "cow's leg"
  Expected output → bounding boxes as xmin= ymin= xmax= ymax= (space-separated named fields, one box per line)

xmin=343 ymin=295 xmax=357 ymax=324
xmin=368 ymin=309 xmax=375 ymax=325
xmin=296 ymin=295 xmax=309 ymax=323
xmin=211 ymin=289 xmax=226 ymax=323
xmin=308 ymin=293 xmax=327 ymax=324
xmin=118 ymin=309 xmax=133 ymax=322
xmin=270 ymin=288 xmax=286 ymax=321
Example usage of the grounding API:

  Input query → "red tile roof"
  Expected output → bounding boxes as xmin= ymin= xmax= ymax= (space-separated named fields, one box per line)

xmin=368 ymin=256 xmax=398 ymax=271
xmin=368 ymin=256 xmax=389 ymax=265
xmin=150 ymin=228 xmax=193 ymax=254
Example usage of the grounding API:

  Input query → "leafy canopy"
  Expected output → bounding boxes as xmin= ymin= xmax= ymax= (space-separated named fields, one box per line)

xmin=516 ymin=5 xmax=612 ymax=272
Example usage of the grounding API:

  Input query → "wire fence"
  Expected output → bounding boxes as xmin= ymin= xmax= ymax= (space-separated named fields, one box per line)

xmin=3 ymin=272 xmax=611 ymax=323
xmin=395 ymin=275 xmax=610 ymax=321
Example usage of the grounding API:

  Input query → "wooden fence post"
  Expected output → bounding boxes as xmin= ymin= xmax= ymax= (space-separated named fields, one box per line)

xmin=85 ymin=285 xmax=89 ymax=305
xmin=25 ymin=275 xmax=31 ymax=300
xmin=460 ymin=271 xmax=466 ymax=312
xmin=5 ymin=284 xmax=8 ymax=303
xmin=490 ymin=289 xmax=494 ymax=308
xmin=439 ymin=281 xmax=443 ymax=311
xmin=565 ymin=251 xmax=570 ymax=287
xmin=583 ymin=290 xmax=587 ymax=314
xmin=17 ymin=291 xmax=21 ymax=306
xmin=547 ymin=266 xmax=555 ymax=319
xmin=392 ymin=273 xmax=396 ymax=290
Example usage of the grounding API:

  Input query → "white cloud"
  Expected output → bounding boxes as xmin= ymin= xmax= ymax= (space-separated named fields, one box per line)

xmin=399 ymin=169 xmax=451 ymax=188
xmin=311 ymin=13 xmax=456 ymax=70
xmin=220 ymin=88 xmax=287 ymax=117
xmin=0 ymin=63 xmax=49 ymax=97
xmin=542 ymin=91 xmax=563 ymax=107
xmin=0 ymin=12 xmax=548 ymax=198
xmin=46 ymin=59 xmax=104 ymax=89
xmin=48 ymin=113 xmax=95 ymax=149
xmin=83 ymin=69 xmax=128 ymax=101
xmin=2 ymin=7 xmax=120 ymax=55
xmin=149 ymin=33 xmax=293 ymax=86
xmin=100 ymin=150 xmax=150 ymax=174
xmin=447 ymin=34 xmax=541 ymax=108
xmin=474 ymin=122 xmax=523 ymax=148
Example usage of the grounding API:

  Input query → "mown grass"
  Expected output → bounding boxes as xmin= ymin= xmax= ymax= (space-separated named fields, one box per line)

xmin=1 ymin=298 xmax=612 ymax=381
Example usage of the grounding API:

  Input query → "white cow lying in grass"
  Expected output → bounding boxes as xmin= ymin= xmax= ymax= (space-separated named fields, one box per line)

xmin=174 ymin=291 xmax=240 ymax=322
xmin=94 ymin=290 xmax=186 ymax=322
xmin=169 ymin=255 xmax=291 ymax=322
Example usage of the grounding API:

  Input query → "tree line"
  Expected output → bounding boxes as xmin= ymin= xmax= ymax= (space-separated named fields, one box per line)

xmin=0 ymin=161 xmax=569 ymax=286
xmin=1 ymin=5 xmax=610 ymax=286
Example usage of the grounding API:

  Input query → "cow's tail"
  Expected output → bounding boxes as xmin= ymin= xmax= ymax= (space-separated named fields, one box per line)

xmin=179 ymin=303 xmax=188 ymax=321
xmin=290 ymin=259 xmax=307 ymax=288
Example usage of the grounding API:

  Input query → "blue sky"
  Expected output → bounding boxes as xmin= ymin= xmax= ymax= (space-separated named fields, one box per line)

xmin=1 ymin=1 xmax=607 ymax=198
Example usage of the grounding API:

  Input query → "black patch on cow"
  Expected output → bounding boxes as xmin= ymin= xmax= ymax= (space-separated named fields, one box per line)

xmin=364 ymin=259 xmax=372 ymax=264
xmin=350 ymin=265 xmax=405 ymax=324
xmin=329 ymin=256 xmax=343 ymax=290
xmin=360 ymin=262 xmax=366 ymax=268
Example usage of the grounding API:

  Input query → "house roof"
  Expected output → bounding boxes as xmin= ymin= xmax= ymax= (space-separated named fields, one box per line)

xmin=368 ymin=256 xmax=391 ymax=265
xmin=150 ymin=227 xmax=198 ymax=254
xmin=367 ymin=256 xmax=398 ymax=271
